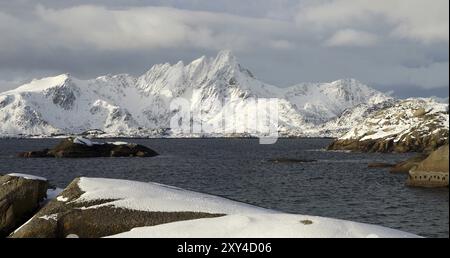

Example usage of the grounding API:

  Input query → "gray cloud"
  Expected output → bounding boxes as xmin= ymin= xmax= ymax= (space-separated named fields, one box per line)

xmin=0 ymin=0 xmax=448 ymax=98
xmin=324 ymin=29 xmax=379 ymax=47
xmin=295 ymin=0 xmax=449 ymax=43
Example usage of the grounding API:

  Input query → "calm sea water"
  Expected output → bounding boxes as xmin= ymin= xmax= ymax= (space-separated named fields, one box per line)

xmin=0 ymin=138 xmax=448 ymax=237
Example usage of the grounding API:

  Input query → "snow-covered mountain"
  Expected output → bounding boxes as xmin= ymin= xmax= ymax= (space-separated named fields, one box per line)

xmin=328 ymin=98 xmax=449 ymax=152
xmin=0 ymin=50 xmax=391 ymax=138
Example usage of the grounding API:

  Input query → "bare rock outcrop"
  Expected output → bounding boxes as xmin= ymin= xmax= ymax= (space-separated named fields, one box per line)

xmin=406 ymin=145 xmax=449 ymax=188
xmin=0 ymin=174 xmax=48 ymax=237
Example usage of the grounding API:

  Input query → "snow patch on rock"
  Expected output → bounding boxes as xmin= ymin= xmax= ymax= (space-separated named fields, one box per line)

xmin=7 ymin=173 xmax=47 ymax=181
xmin=39 ymin=214 xmax=58 ymax=221
xmin=56 ymin=196 xmax=69 ymax=202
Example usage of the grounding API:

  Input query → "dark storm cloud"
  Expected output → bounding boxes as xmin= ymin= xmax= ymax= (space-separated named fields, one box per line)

xmin=0 ymin=0 xmax=448 ymax=98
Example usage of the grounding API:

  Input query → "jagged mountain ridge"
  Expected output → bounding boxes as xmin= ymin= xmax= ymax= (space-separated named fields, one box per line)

xmin=0 ymin=50 xmax=390 ymax=137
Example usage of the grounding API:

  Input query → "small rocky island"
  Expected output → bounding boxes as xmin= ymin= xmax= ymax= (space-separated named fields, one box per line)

xmin=18 ymin=137 xmax=158 ymax=158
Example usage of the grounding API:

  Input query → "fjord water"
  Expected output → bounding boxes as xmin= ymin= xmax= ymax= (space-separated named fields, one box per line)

xmin=0 ymin=138 xmax=448 ymax=238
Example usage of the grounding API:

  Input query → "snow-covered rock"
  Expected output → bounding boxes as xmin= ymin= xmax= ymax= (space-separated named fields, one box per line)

xmin=0 ymin=50 xmax=390 ymax=138
xmin=73 ymin=136 xmax=94 ymax=146
xmin=11 ymin=177 xmax=419 ymax=238
xmin=6 ymin=173 xmax=47 ymax=181
xmin=328 ymin=98 xmax=449 ymax=152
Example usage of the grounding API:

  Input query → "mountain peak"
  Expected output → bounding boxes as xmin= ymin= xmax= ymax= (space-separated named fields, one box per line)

xmin=190 ymin=55 xmax=206 ymax=65
xmin=323 ymin=78 xmax=379 ymax=93
xmin=11 ymin=73 xmax=71 ymax=93
xmin=213 ymin=50 xmax=237 ymax=65
xmin=332 ymin=78 xmax=362 ymax=85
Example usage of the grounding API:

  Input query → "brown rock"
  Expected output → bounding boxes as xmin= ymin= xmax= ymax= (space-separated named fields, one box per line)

xmin=413 ymin=108 xmax=427 ymax=117
xmin=0 ymin=175 xmax=48 ymax=237
xmin=109 ymin=144 xmax=158 ymax=157
xmin=268 ymin=158 xmax=317 ymax=163
xmin=368 ymin=162 xmax=395 ymax=168
xmin=413 ymin=144 xmax=449 ymax=173
xmin=406 ymin=145 xmax=449 ymax=188
xmin=17 ymin=149 xmax=51 ymax=158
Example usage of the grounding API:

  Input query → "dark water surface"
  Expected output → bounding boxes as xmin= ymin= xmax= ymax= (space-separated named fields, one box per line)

xmin=0 ymin=138 xmax=448 ymax=237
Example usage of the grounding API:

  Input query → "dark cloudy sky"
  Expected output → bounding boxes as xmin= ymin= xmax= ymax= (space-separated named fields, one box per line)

xmin=0 ymin=0 xmax=448 ymax=98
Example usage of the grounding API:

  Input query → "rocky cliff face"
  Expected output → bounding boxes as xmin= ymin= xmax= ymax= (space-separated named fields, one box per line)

xmin=328 ymin=99 xmax=449 ymax=152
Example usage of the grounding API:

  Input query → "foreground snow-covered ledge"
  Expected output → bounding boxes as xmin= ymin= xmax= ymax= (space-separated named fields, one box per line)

xmin=107 ymin=213 xmax=419 ymax=238
xmin=73 ymin=177 xmax=418 ymax=238
xmin=7 ymin=176 xmax=419 ymax=238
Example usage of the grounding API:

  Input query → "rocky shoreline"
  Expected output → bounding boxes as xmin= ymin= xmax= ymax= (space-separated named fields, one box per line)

xmin=327 ymin=134 xmax=448 ymax=153
xmin=370 ymin=145 xmax=449 ymax=188
xmin=326 ymin=98 xmax=449 ymax=188
xmin=327 ymin=99 xmax=449 ymax=153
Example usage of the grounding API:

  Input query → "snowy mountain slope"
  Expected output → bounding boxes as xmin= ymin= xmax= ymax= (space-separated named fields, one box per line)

xmin=308 ymin=99 xmax=398 ymax=137
xmin=281 ymin=79 xmax=389 ymax=124
xmin=0 ymin=50 xmax=390 ymax=137
xmin=328 ymin=98 xmax=449 ymax=152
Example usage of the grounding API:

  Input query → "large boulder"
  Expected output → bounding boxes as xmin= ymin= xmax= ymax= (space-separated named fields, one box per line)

xmin=0 ymin=174 xmax=48 ymax=237
xmin=18 ymin=137 xmax=158 ymax=158
xmin=406 ymin=145 xmax=449 ymax=188
xmin=10 ymin=178 xmax=222 ymax=238
xmin=328 ymin=99 xmax=449 ymax=153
